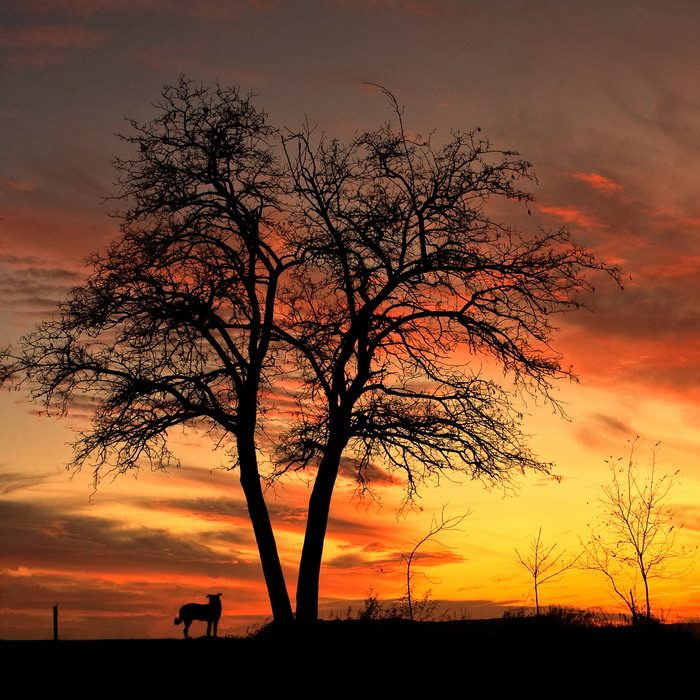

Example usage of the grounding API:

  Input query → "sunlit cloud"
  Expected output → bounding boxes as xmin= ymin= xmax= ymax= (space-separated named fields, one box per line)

xmin=337 ymin=541 xmax=395 ymax=554
xmin=159 ymin=497 xmax=251 ymax=524
xmin=573 ymin=413 xmax=641 ymax=452
xmin=537 ymin=205 xmax=596 ymax=228
xmin=0 ymin=499 xmax=262 ymax=580
xmin=325 ymin=552 xmax=384 ymax=569
xmin=636 ymin=255 xmax=700 ymax=280
xmin=571 ymin=172 xmax=624 ymax=193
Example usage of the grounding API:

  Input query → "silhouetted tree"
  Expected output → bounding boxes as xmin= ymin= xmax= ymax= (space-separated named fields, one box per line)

xmin=581 ymin=440 xmax=690 ymax=624
xmin=280 ymin=88 xmax=616 ymax=620
xmin=515 ymin=527 xmax=577 ymax=615
xmin=2 ymin=80 xmax=616 ymax=624
xmin=1 ymin=79 xmax=295 ymax=623
xmin=400 ymin=507 xmax=468 ymax=620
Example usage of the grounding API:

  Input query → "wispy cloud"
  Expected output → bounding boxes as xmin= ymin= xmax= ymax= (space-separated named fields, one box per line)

xmin=571 ymin=172 xmax=624 ymax=193
xmin=0 ymin=254 xmax=81 ymax=318
xmin=0 ymin=467 xmax=52 ymax=495
xmin=0 ymin=23 xmax=107 ymax=65
xmin=537 ymin=205 xmax=596 ymax=228
xmin=0 ymin=499 xmax=262 ymax=579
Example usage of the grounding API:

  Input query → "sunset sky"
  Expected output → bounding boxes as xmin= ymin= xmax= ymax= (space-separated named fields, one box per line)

xmin=3 ymin=0 xmax=700 ymax=640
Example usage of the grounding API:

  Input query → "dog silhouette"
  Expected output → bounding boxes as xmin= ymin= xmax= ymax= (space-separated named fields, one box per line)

xmin=174 ymin=593 xmax=222 ymax=639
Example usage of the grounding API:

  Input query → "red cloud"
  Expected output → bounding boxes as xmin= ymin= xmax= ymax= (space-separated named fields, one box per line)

xmin=537 ymin=205 xmax=595 ymax=228
xmin=571 ymin=172 xmax=624 ymax=193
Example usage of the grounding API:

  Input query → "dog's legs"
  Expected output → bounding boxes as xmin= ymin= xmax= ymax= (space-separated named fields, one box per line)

xmin=206 ymin=620 xmax=212 ymax=636
xmin=183 ymin=619 xmax=191 ymax=639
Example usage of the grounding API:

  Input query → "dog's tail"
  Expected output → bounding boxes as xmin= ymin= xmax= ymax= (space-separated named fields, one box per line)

xmin=174 ymin=616 xmax=182 ymax=625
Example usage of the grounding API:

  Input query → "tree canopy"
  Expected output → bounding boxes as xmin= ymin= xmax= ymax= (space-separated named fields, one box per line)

xmin=1 ymin=78 xmax=616 ymax=622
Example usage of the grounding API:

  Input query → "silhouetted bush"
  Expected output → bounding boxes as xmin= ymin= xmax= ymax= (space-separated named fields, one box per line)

xmin=332 ymin=588 xmax=453 ymax=622
xmin=502 ymin=605 xmax=612 ymax=627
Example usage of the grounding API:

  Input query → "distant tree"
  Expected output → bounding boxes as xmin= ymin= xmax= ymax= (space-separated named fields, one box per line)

xmin=515 ymin=527 xmax=577 ymax=615
xmin=399 ymin=507 xmax=469 ymax=621
xmin=2 ymin=80 xmax=616 ymax=624
xmin=581 ymin=440 xmax=691 ymax=624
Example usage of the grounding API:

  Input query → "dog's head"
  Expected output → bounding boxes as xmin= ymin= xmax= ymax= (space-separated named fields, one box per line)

xmin=207 ymin=593 xmax=223 ymax=602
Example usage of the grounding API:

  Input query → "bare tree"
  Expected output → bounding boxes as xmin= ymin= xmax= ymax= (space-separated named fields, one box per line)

xmin=515 ymin=527 xmax=577 ymax=615
xmin=581 ymin=439 xmax=690 ymax=624
xmin=2 ymin=80 xmax=617 ymax=624
xmin=1 ymin=79 xmax=295 ymax=623
xmin=400 ymin=507 xmax=469 ymax=621
xmin=280 ymin=88 xmax=617 ymax=621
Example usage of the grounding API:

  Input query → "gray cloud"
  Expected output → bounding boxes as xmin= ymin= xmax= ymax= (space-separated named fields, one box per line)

xmin=325 ymin=553 xmax=377 ymax=570
xmin=0 ymin=499 xmax=264 ymax=581
xmin=590 ymin=413 xmax=636 ymax=437
xmin=337 ymin=455 xmax=395 ymax=486
xmin=0 ymin=255 xmax=82 ymax=322
xmin=0 ymin=466 xmax=53 ymax=495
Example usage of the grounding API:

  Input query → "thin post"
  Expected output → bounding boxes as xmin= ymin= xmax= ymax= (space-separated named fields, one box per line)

xmin=53 ymin=604 xmax=58 ymax=641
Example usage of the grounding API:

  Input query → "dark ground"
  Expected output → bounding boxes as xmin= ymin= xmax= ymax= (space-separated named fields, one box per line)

xmin=5 ymin=618 xmax=699 ymax=691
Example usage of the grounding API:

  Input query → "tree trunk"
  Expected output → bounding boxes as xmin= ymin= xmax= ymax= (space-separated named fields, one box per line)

xmin=238 ymin=433 xmax=294 ymax=623
xmin=295 ymin=441 xmax=345 ymax=622
xmin=642 ymin=572 xmax=651 ymax=622
xmin=628 ymin=590 xmax=639 ymax=625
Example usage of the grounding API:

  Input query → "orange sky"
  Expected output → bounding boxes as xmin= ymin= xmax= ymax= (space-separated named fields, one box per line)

xmin=2 ymin=0 xmax=700 ymax=639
